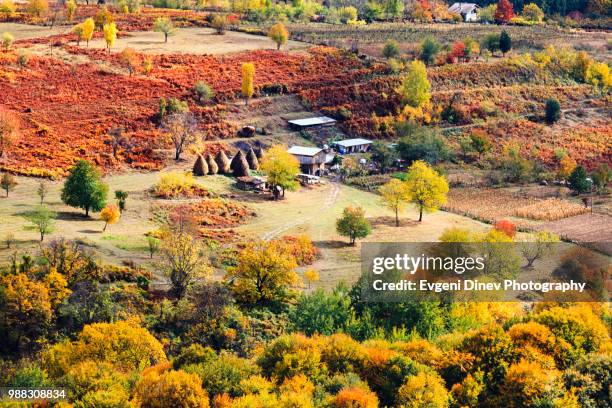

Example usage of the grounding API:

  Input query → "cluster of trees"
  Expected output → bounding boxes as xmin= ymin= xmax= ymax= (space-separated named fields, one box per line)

xmin=2 ymin=217 xmax=609 ymax=407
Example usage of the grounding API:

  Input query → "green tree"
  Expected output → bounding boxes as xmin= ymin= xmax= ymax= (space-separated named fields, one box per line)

xmin=568 ymin=165 xmax=591 ymax=194
xmin=382 ymin=39 xmax=400 ymax=59
xmin=396 ymin=124 xmax=447 ymax=165
xmin=591 ymin=164 xmax=610 ymax=193
xmin=114 ymin=190 xmax=128 ymax=213
xmin=499 ymin=30 xmax=512 ymax=56
xmin=336 ymin=206 xmax=371 ymax=245
xmin=370 ymin=140 xmax=397 ymax=173
xmin=384 ymin=0 xmax=404 ymax=20
xmin=404 ymin=160 xmax=448 ymax=222
xmin=153 ymin=17 xmax=174 ymax=42
xmin=24 ymin=205 xmax=56 ymax=242
xmin=420 ymin=37 xmax=440 ymax=66
xmin=398 ymin=60 xmax=430 ymax=109
xmin=61 ymin=160 xmax=108 ymax=217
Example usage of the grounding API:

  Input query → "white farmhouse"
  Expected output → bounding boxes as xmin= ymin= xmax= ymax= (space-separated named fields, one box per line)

xmin=448 ymin=2 xmax=480 ymax=22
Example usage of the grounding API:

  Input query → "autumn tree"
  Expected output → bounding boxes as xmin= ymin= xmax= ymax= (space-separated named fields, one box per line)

xmin=522 ymin=3 xmax=544 ymax=22
xmin=119 ymin=47 xmax=138 ymax=75
xmin=1 ymin=172 xmax=17 ymax=197
xmin=398 ymin=60 xmax=430 ymax=109
xmin=303 ymin=269 xmax=320 ymax=289
xmin=103 ymin=22 xmax=117 ymax=52
xmin=147 ymin=236 xmax=160 ymax=259
xmin=397 ymin=371 xmax=449 ymax=408
xmin=336 ymin=206 xmax=371 ymax=245
xmin=259 ymin=144 xmax=300 ymax=199
xmin=0 ymin=108 xmax=18 ymax=159
xmin=225 ymin=240 xmax=299 ymax=304
xmin=37 ymin=180 xmax=48 ymax=204
xmin=154 ymin=17 xmax=174 ymax=43
xmin=211 ymin=13 xmax=227 ymax=34
xmin=24 ymin=205 xmax=56 ymax=241
xmin=65 ymin=0 xmax=76 ymax=21
xmin=135 ymin=369 xmax=209 ymax=408
xmin=27 ymin=0 xmax=48 ymax=17
xmin=0 ymin=0 xmax=16 ymax=17
xmin=163 ymin=112 xmax=198 ymax=161
xmin=100 ymin=204 xmax=120 ymax=231
xmin=404 ymin=160 xmax=448 ymax=222
xmin=80 ymin=17 xmax=95 ymax=46
xmin=494 ymin=0 xmax=514 ymax=23
xmin=379 ymin=178 xmax=410 ymax=226
xmin=160 ymin=230 xmax=211 ymax=298
xmin=241 ymin=62 xmax=255 ymax=105
xmin=268 ymin=22 xmax=289 ymax=50
xmin=2 ymin=273 xmax=53 ymax=352
xmin=2 ymin=31 xmax=13 ymax=51
xmin=519 ymin=231 xmax=559 ymax=268
xmin=61 ymin=160 xmax=108 ymax=217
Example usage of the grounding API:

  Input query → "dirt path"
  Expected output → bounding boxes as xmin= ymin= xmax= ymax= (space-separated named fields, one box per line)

xmin=261 ymin=180 xmax=341 ymax=241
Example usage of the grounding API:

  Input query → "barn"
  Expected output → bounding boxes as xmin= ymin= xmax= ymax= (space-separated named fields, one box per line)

xmin=448 ymin=2 xmax=480 ymax=21
xmin=332 ymin=138 xmax=373 ymax=154
xmin=287 ymin=146 xmax=328 ymax=175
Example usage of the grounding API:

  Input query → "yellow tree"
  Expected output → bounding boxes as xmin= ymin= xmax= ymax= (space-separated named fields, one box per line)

xmin=44 ymin=268 xmax=71 ymax=307
xmin=259 ymin=144 xmax=300 ymax=199
xmin=135 ymin=369 xmax=209 ymax=408
xmin=225 ymin=240 xmax=299 ymax=304
xmin=27 ymin=0 xmax=48 ymax=17
xmin=397 ymin=371 xmax=449 ymax=408
xmin=0 ymin=107 xmax=18 ymax=159
xmin=2 ymin=273 xmax=53 ymax=352
xmin=100 ymin=204 xmax=120 ymax=231
xmin=303 ymin=268 xmax=319 ymax=289
xmin=398 ymin=60 xmax=431 ymax=109
xmin=82 ymin=17 xmax=95 ymax=47
xmin=103 ymin=22 xmax=117 ymax=52
xmin=404 ymin=160 xmax=448 ymax=222
xmin=268 ymin=22 xmax=289 ymax=50
xmin=241 ymin=62 xmax=255 ymax=105
xmin=160 ymin=230 xmax=211 ymax=298
xmin=65 ymin=0 xmax=76 ymax=22
xmin=379 ymin=178 xmax=410 ymax=226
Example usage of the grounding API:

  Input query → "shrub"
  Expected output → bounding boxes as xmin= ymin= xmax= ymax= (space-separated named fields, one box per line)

xmin=568 ymin=165 xmax=591 ymax=194
xmin=396 ymin=371 xmax=449 ymax=408
xmin=522 ymin=3 xmax=544 ymax=22
xmin=0 ymin=0 xmax=16 ymax=17
xmin=152 ymin=171 xmax=202 ymax=198
xmin=194 ymin=81 xmax=214 ymax=103
xmin=135 ymin=369 xmax=209 ymax=408
xmin=211 ymin=14 xmax=227 ymax=34
xmin=544 ymin=98 xmax=561 ymax=124
xmin=382 ymin=39 xmax=400 ymax=59
xmin=420 ymin=37 xmax=440 ymax=66
xmin=27 ymin=0 xmax=48 ymax=17
xmin=2 ymin=32 xmax=13 ymax=51
xmin=338 ymin=6 xmax=358 ymax=23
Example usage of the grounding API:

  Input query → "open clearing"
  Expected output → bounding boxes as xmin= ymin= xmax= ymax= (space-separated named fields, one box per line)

xmin=0 ymin=22 xmax=67 ymax=40
xmin=86 ymin=27 xmax=308 ymax=55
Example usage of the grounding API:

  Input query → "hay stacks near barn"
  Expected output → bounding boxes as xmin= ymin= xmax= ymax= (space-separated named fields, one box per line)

xmin=215 ymin=150 xmax=231 ymax=174
xmin=231 ymin=150 xmax=250 ymax=177
xmin=193 ymin=154 xmax=208 ymax=176
xmin=246 ymin=148 xmax=259 ymax=170
xmin=206 ymin=154 xmax=218 ymax=175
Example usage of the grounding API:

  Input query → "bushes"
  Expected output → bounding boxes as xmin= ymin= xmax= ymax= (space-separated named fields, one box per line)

xmin=152 ymin=172 xmax=208 ymax=198
xmin=382 ymin=39 xmax=400 ymax=59
xmin=545 ymin=98 xmax=561 ymax=124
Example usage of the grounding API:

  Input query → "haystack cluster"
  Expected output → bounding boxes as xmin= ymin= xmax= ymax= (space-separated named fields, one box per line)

xmin=193 ymin=147 xmax=263 ymax=177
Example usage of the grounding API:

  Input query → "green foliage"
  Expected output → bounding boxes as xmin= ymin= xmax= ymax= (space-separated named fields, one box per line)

xmin=382 ymin=39 xmax=400 ymax=59
xmin=290 ymin=283 xmax=356 ymax=336
xmin=397 ymin=124 xmax=448 ymax=165
xmin=568 ymin=165 xmax=591 ymax=194
xmin=185 ymin=353 xmax=259 ymax=398
xmin=61 ymin=160 xmax=108 ymax=216
xmin=499 ymin=30 xmax=512 ymax=55
xmin=23 ymin=205 xmax=56 ymax=242
xmin=481 ymin=33 xmax=500 ymax=54
xmin=398 ymin=60 xmax=431 ymax=109
xmin=420 ymin=37 xmax=440 ymax=66
xmin=336 ymin=206 xmax=371 ymax=245
xmin=194 ymin=81 xmax=215 ymax=103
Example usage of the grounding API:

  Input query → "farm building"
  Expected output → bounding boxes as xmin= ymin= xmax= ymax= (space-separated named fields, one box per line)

xmin=332 ymin=138 xmax=373 ymax=154
xmin=448 ymin=3 xmax=480 ymax=21
xmin=287 ymin=116 xmax=336 ymax=130
xmin=287 ymin=146 xmax=328 ymax=175
xmin=236 ymin=176 xmax=267 ymax=191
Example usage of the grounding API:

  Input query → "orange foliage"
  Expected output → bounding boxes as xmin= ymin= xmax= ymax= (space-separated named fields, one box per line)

xmin=332 ymin=386 xmax=379 ymax=408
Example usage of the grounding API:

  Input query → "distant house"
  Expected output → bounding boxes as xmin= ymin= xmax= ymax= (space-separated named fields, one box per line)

xmin=287 ymin=116 xmax=336 ymax=130
xmin=332 ymin=138 xmax=373 ymax=154
xmin=448 ymin=2 xmax=480 ymax=21
xmin=287 ymin=146 xmax=328 ymax=175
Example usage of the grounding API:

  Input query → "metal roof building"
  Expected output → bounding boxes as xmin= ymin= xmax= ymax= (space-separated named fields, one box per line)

xmin=332 ymin=138 xmax=373 ymax=154
xmin=287 ymin=117 xmax=336 ymax=130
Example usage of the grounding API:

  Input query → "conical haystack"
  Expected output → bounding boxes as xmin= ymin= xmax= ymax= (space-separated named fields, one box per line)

xmin=206 ymin=154 xmax=218 ymax=175
xmin=246 ymin=148 xmax=259 ymax=170
xmin=231 ymin=150 xmax=250 ymax=178
xmin=254 ymin=146 xmax=264 ymax=159
xmin=193 ymin=154 xmax=208 ymax=176
xmin=215 ymin=150 xmax=231 ymax=174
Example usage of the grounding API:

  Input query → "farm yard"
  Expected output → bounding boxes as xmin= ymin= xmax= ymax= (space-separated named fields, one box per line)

xmin=0 ymin=0 xmax=611 ymax=407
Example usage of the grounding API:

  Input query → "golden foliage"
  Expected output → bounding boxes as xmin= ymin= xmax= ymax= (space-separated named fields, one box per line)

xmin=332 ymin=386 xmax=379 ymax=408
xmin=396 ymin=371 xmax=449 ymax=408
xmin=241 ymin=62 xmax=255 ymax=102
xmin=135 ymin=369 xmax=209 ymax=408
xmin=268 ymin=22 xmax=289 ymax=50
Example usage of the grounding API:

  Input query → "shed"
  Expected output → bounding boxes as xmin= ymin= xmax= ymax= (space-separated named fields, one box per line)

xmin=287 ymin=116 xmax=336 ymax=130
xmin=298 ymin=173 xmax=321 ymax=185
xmin=287 ymin=146 xmax=327 ymax=175
xmin=448 ymin=2 xmax=480 ymax=21
xmin=332 ymin=138 xmax=373 ymax=154
xmin=236 ymin=176 xmax=267 ymax=191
